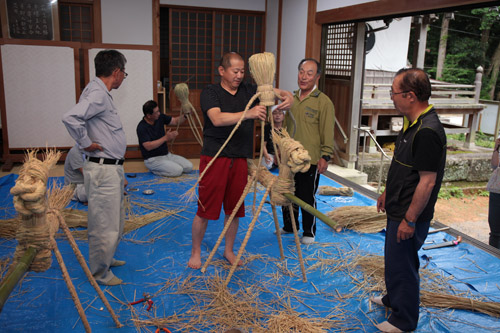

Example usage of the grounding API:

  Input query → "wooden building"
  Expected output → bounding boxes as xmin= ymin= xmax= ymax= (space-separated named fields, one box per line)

xmin=0 ymin=0 xmax=497 ymax=170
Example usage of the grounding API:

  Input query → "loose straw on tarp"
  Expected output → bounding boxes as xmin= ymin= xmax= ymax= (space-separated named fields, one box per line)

xmin=173 ymin=83 xmax=203 ymax=147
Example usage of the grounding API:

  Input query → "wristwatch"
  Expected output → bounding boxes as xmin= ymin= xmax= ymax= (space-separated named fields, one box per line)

xmin=322 ymin=155 xmax=331 ymax=162
xmin=404 ymin=218 xmax=416 ymax=228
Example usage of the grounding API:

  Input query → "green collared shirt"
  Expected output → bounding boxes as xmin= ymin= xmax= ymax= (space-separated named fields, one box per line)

xmin=284 ymin=88 xmax=335 ymax=164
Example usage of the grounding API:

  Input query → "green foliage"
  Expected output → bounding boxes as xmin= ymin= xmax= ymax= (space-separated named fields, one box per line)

xmin=422 ymin=7 xmax=500 ymax=99
xmin=447 ymin=131 xmax=495 ymax=148
xmin=438 ymin=186 xmax=465 ymax=200
xmin=477 ymin=190 xmax=490 ymax=197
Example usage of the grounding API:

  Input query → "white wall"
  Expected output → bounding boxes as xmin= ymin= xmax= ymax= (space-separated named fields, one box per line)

xmin=160 ymin=0 xmax=265 ymax=11
xmin=317 ymin=0 xmax=378 ymax=11
xmin=265 ymin=0 xmax=279 ymax=58
xmin=365 ymin=17 xmax=411 ymax=72
xmin=101 ymin=0 xmax=152 ymax=45
xmin=278 ymin=0 xmax=308 ymax=93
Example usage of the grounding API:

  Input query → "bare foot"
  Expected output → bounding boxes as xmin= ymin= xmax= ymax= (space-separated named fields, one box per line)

xmin=188 ymin=253 xmax=202 ymax=269
xmin=224 ymin=251 xmax=243 ymax=266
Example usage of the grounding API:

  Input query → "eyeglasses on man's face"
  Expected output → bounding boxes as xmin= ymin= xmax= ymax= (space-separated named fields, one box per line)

xmin=390 ymin=89 xmax=409 ymax=98
xmin=121 ymin=69 xmax=128 ymax=78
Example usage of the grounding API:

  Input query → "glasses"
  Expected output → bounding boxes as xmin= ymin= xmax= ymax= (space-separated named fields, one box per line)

xmin=390 ymin=89 xmax=409 ymax=98
xmin=121 ymin=69 xmax=128 ymax=78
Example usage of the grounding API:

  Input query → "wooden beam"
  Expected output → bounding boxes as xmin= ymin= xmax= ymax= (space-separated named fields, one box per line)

xmin=93 ymin=0 xmax=102 ymax=43
xmin=153 ymin=0 xmax=160 ymax=99
xmin=305 ymin=0 xmax=321 ymax=60
xmin=316 ymin=0 xmax=498 ymax=24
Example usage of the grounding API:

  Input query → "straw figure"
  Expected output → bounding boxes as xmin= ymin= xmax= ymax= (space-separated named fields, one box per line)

xmin=0 ymin=150 xmax=121 ymax=330
xmin=173 ymin=83 xmax=203 ymax=147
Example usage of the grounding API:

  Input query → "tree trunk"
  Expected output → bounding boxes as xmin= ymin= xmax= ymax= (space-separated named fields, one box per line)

xmin=436 ymin=14 xmax=451 ymax=79
xmin=488 ymin=41 xmax=500 ymax=100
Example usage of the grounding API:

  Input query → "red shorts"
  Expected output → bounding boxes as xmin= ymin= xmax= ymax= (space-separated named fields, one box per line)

xmin=196 ymin=156 xmax=248 ymax=220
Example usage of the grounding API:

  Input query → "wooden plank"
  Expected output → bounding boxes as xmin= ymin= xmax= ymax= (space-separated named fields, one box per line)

xmin=315 ymin=0 xmax=496 ymax=24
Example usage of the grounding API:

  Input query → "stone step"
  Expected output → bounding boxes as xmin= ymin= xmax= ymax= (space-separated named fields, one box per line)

xmin=327 ymin=164 xmax=368 ymax=185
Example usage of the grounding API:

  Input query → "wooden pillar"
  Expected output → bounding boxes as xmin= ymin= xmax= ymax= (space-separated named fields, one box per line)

xmin=412 ymin=15 xmax=429 ymax=69
xmin=348 ymin=22 xmax=366 ymax=169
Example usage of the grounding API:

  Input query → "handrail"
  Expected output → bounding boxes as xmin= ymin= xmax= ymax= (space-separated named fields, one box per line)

xmin=354 ymin=126 xmax=391 ymax=193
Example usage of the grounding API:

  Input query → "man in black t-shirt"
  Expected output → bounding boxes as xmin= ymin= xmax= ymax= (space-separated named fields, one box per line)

xmin=187 ymin=52 xmax=293 ymax=269
xmin=137 ymin=100 xmax=193 ymax=177
xmin=374 ymin=68 xmax=446 ymax=332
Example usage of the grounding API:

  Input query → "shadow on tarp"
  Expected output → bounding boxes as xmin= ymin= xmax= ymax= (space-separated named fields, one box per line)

xmin=0 ymin=171 xmax=499 ymax=332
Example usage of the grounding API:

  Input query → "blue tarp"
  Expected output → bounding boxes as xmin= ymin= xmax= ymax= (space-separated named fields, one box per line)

xmin=0 ymin=171 xmax=499 ymax=332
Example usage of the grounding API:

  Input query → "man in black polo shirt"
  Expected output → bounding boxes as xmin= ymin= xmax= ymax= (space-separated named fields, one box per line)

xmin=137 ymin=100 xmax=193 ymax=177
xmin=373 ymin=68 xmax=447 ymax=332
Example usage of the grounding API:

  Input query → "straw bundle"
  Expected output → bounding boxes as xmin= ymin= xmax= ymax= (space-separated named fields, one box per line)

xmin=327 ymin=206 xmax=386 ymax=233
xmin=420 ymin=290 xmax=500 ymax=318
xmin=249 ymin=52 xmax=277 ymax=106
xmin=318 ymin=186 xmax=353 ymax=197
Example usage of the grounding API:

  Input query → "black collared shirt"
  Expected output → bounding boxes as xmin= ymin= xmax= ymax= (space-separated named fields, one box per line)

xmin=385 ymin=108 xmax=447 ymax=222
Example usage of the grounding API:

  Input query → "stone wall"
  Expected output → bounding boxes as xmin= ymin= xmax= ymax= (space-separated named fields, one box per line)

xmin=361 ymin=154 xmax=492 ymax=183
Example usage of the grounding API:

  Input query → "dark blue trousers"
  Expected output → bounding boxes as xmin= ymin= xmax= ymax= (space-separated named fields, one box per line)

xmin=382 ymin=218 xmax=430 ymax=331
xmin=488 ymin=192 xmax=500 ymax=249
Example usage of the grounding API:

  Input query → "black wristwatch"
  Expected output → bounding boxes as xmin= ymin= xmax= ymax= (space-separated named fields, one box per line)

xmin=322 ymin=155 xmax=331 ymax=162
xmin=404 ymin=218 xmax=416 ymax=228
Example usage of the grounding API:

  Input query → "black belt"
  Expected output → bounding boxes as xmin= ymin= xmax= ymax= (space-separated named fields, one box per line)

xmin=86 ymin=156 xmax=124 ymax=165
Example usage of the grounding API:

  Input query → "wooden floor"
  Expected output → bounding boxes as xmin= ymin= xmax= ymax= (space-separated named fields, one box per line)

xmin=0 ymin=158 xmax=201 ymax=178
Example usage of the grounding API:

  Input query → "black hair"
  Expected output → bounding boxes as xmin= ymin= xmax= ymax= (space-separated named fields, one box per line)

xmin=395 ymin=68 xmax=432 ymax=102
xmin=94 ymin=49 xmax=127 ymax=77
xmin=298 ymin=58 xmax=322 ymax=76
xmin=219 ymin=52 xmax=244 ymax=69
xmin=142 ymin=100 xmax=158 ymax=116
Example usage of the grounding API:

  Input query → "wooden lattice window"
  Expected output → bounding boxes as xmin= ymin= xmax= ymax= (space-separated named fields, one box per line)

xmin=169 ymin=8 xmax=264 ymax=90
xmin=170 ymin=9 xmax=213 ymax=90
xmin=324 ymin=23 xmax=355 ymax=78
xmin=213 ymin=12 xmax=263 ymax=84
xmin=59 ymin=2 xmax=93 ymax=42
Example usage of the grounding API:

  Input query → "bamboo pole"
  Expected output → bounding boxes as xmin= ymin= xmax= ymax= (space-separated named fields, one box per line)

xmin=201 ymin=175 xmax=257 ymax=273
xmin=51 ymin=240 xmax=91 ymax=333
xmin=283 ymin=193 xmax=337 ymax=229
xmin=54 ymin=212 xmax=123 ymax=328
xmin=0 ymin=247 xmax=36 ymax=312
